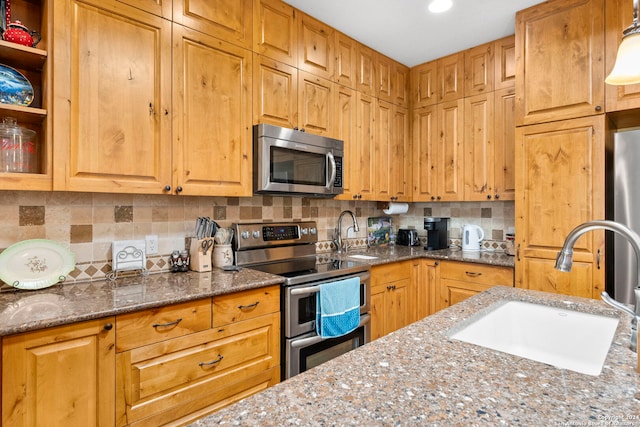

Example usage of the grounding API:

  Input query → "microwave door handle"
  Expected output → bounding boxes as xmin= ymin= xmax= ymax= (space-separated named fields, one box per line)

xmin=326 ymin=151 xmax=337 ymax=190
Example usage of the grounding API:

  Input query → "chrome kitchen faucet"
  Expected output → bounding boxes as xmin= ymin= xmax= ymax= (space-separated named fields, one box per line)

xmin=334 ymin=210 xmax=359 ymax=253
xmin=555 ymin=220 xmax=640 ymax=353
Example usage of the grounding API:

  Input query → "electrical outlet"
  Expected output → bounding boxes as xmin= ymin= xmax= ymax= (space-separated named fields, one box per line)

xmin=145 ymin=235 xmax=159 ymax=255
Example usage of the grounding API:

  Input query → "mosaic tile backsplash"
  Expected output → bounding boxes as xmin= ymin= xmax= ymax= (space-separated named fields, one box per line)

xmin=0 ymin=191 xmax=514 ymax=284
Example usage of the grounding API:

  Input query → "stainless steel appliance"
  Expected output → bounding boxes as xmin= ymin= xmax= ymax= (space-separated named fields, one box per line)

xmin=609 ymin=129 xmax=640 ymax=304
xmin=253 ymin=124 xmax=344 ymax=197
xmin=397 ymin=229 xmax=420 ymax=246
xmin=232 ymin=221 xmax=370 ymax=379
xmin=424 ymin=217 xmax=449 ymax=250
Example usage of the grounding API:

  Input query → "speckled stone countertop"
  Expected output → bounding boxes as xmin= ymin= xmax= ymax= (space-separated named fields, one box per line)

xmin=189 ymin=286 xmax=639 ymax=427
xmin=0 ymin=269 xmax=284 ymax=336
xmin=327 ymin=245 xmax=515 ymax=268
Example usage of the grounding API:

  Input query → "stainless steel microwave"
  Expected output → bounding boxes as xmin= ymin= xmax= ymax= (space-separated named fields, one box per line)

xmin=253 ymin=124 xmax=344 ymax=197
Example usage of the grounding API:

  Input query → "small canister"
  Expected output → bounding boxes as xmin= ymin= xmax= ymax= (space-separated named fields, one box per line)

xmin=505 ymin=233 xmax=515 ymax=256
xmin=0 ymin=117 xmax=37 ymax=173
xmin=213 ymin=244 xmax=233 ymax=269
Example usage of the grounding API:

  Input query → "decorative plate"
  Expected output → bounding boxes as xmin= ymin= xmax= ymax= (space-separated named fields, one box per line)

xmin=0 ymin=239 xmax=75 ymax=290
xmin=0 ymin=63 xmax=34 ymax=106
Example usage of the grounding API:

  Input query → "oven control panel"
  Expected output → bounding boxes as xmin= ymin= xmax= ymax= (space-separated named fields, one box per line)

xmin=233 ymin=221 xmax=317 ymax=250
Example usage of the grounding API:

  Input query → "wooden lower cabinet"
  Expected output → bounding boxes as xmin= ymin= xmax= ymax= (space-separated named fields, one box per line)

xmin=116 ymin=286 xmax=280 ymax=426
xmin=370 ymin=261 xmax=413 ymax=340
xmin=412 ymin=259 xmax=440 ymax=322
xmin=2 ymin=317 xmax=116 ymax=426
xmin=437 ymin=261 xmax=514 ymax=311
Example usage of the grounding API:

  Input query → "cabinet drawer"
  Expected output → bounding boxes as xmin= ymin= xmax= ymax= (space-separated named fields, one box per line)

xmin=116 ymin=299 xmax=212 ymax=352
xmin=213 ymin=285 xmax=280 ymax=327
xmin=116 ymin=313 xmax=279 ymax=426
xmin=371 ymin=261 xmax=411 ymax=287
xmin=440 ymin=261 xmax=513 ymax=286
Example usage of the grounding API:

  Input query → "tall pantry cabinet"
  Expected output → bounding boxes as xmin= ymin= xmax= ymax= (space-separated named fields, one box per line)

xmin=514 ymin=0 xmax=607 ymax=299
xmin=52 ymin=0 xmax=254 ymax=196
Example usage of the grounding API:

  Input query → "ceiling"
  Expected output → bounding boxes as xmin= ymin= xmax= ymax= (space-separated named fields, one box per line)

xmin=283 ymin=0 xmax=543 ymax=67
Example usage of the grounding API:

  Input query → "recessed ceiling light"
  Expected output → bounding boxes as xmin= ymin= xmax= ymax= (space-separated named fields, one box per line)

xmin=428 ymin=0 xmax=452 ymax=13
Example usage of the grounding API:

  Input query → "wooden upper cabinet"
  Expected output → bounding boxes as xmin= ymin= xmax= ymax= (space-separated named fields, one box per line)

xmin=335 ymin=85 xmax=357 ymax=200
xmin=297 ymin=70 xmax=335 ymax=136
xmin=391 ymin=105 xmax=410 ymax=200
xmin=515 ymin=0 xmax=605 ymax=126
xmin=335 ymin=32 xmax=357 ymax=89
xmin=376 ymin=53 xmax=393 ymax=102
xmin=173 ymin=0 xmax=252 ymax=48
xmin=117 ymin=0 xmax=172 ymax=18
xmin=437 ymin=99 xmax=465 ymax=201
xmin=494 ymin=87 xmax=516 ymax=201
xmin=438 ymin=52 xmax=465 ymax=102
xmin=465 ymin=42 xmax=494 ymax=96
xmin=172 ymin=25 xmax=253 ymax=196
xmin=375 ymin=100 xmax=393 ymax=200
xmin=354 ymin=92 xmax=376 ymax=200
xmin=356 ymin=43 xmax=376 ymax=96
xmin=53 ymin=0 xmax=173 ymax=194
xmin=605 ymin=0 xmax=640 ymax=112
xmin=464 ymin=93 xmax=495 ymax=201
xmin=412 ymin=105 xmax=438 ymax=201
xmin=392 ymin=62 xmax=410 ymax=107
xmin=253 ymin=53 xmax=298 ymax=128
xmin=298 ymin=12 xmax=334 ymax=79
xmin=494 ymin=35 xmax=516 ymax=90
xmin=253 ymin=0 xmax=297 ymax=67
xmin=411 ymin=60 xmax=438 ymax=108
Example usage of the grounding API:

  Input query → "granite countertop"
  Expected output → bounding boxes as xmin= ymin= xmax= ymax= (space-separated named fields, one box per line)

xmin=189 ymin=286 xmax=639 ymax=426
xmin=327 ymin=245 xmax=515 ymax=268
xmin=0 ymin=268 xmax=285 ymax=336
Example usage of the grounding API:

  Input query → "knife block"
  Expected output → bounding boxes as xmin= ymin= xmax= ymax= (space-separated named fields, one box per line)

xmin=189 ymin=238 xmax=213 ymax=272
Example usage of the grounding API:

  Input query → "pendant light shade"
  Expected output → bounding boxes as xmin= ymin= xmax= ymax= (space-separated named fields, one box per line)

xmin=606 ymin=0 xmax=640 ymax=85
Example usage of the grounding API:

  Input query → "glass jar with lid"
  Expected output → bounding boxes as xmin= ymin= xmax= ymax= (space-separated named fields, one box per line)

xmin=0 ymin=117 xmax=38 ymax=173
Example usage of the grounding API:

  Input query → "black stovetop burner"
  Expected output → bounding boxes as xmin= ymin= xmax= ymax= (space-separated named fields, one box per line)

xmin=247 ymin=256 xmax=369 ymax=286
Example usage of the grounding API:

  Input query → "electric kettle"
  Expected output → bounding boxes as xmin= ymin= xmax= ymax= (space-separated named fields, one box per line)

xmin=461 ymin=224 xmax=484 ymax=251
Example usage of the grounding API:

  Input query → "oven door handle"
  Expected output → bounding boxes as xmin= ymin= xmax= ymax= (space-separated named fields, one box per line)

xmin=290 ymin=313 xmax=371 ymax=349
xmin=289 ymin=272 xmax=371 ymax=296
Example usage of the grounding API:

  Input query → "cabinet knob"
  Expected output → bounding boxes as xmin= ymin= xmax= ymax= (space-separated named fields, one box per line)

xmin=175 ymin=186 xmax=183 ymax=193
xmin=434 ymin=261 xmax=439 ymax=266
xmin=353 ymin=194 xmax=358 ymax=200
xmin=495 ymin=194 xmax=500 ymax=199
xmin=164 ymin=185 xmax=171 ymax=192
xmin=357 ymin=194 xmax=362 ymax=199
xmin=436 ymin=196 xmax=441 ymax=201
xmin=595 ymin=105 xmax=602 ymax=112
xmin=103 ymin=323 xmax=113 ymax=331
xmin=431 ymin=196 xmax=435 ymax=201
xmin=487 ymin=195 xmax=492 ymax=200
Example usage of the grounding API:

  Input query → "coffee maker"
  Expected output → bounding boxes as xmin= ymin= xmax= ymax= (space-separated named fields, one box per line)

xmin=424 ymin=217 xmax=449 ymax=250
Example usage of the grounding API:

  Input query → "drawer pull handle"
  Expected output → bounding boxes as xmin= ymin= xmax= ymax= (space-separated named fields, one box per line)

xmin=465 ymin=271 xmax=482 ymax=277
xmin=152 ymin=318 xmax=183 ymax=329
xmin=238 ymin=302 xmax=259 ymax=310
xmin=199 ymin=354 xmax=224 ymax=367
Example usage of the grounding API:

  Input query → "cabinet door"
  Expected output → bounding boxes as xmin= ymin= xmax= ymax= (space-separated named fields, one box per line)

xmin=3 ymin=318 xmax=115 ymax=427
xmin=354 ymin=92 xmax=376 ymax=200
xmin=515 ymin=0 xmax=605 ymax=125
xmin=411 ymin=60 xmax=437 ymax=108
xmin=464 ymin=93 xmax=495 ymax=201
xmin=437 ymin=99 xmax=465 ymax=201
xmin=356 ymin=43 xmax=376 ymax=96
xmin=297 ymin=12 xmax=334 ymax=80
xmin=253 ymin=54 xmax=298 ymax=128
xmin=173 ymin=0 xmax=252 ymax=48
xmin=437 ymin=278 xmax=492 ymax=311
xmin=53 ymin=0 xmax=172 ymax=194
xmin=391 ymin=105 xmax=410 ymax=201
xmin=116 ymin=0 xmax=171 ymax=18
xmin=515 ymin=115 xmax=606 ymax=298
xmin=413 ymin=259 xmax=439 ymax=322
xmin=376 ymin=53 xmax=393 ymax=102
xmin=605 ymin=0 xmax=640 ymax=112
xmin=494 ymin=87 xmax=516 ymax=201
xmin=374 ymin=100 xmax=393 ymax=200
xmin=465 ymin=42 xmax=494 ymax=96
xmin=298 ymin=70 xmax=334 ymax=136
xmin=335 ymin=32 xmax=357 ymax=89
xmin=253 ymin=0 xmax=297 ymax=66
xmin=173 ymin=24 xmax=252 ymax=196
xmin=438 ymin=52 xmax=464 ymax=102
xmin=335 ymin=85 xmax=358 ymax=200
xmin=392 ymin=62 xmax=410 ymax=107
xmin=412 ymin=105 xmax=438 ymax=201
xmin=494 ymin=35 xmax=516 ymax=90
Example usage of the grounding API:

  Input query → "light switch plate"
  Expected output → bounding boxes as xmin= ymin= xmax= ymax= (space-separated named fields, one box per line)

xmin=112 ymin=240 xmax=146 ymax=273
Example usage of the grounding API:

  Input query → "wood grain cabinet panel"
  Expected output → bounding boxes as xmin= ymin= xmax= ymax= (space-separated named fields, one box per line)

xmin=116 ymin=0 xmax=171 ymax=18
xmin=438 ymin=52 xmax=465 ymax=102
xmin=297 ymin=70 xmax=335 ymax=136
xmin=392 ymin=62 xmax=410 ymax=107
xmin=334 ymin=85 xmax=358 ymax=200
xmin=3 ymin=318 xmax=116 ymax=427
xmin=356 ymin=43 xmax=376 ymax=96
xmin=370 ymin=261 xmax=412 ymax=340
xmin=411 ymin=60 xmax=438 ymax=108
xmin=465 ymin=42 xmax=494 ymax=96
xmin=172 ymin=24 xmax=253 ymax=196
xmin=376 ymin=52 xmax=393 ymax=102
xmin=412 ymin=105 xmax=438 ymax=201
xmin=253 ymin=53 xmax=298 ymax=128
xmin=335 ymin=32 xmax=358 ymax=89
xmin=412 ymin=259 xmax=439 ymax=322
xmin=464 ymin=93 xmax=495 ymax=201
xmin=493 ymin=87 xmax=516 ymax=201
xmin=253 ymin=0 xmax=297 ymax=66
xmin=52 ymin=0 xmax=173 ymax=194
xmin=515 ymin=115 xmax=606 ymax=299
xmin=515 ymin=0 xmax=605 ymax=125
xmin=297 ymin=12 xmax=334 ymax=79
xmin=173 ymin=0 xmax=252 ymax=49
xmin=494 ymin=35 xmax=516 ymax=90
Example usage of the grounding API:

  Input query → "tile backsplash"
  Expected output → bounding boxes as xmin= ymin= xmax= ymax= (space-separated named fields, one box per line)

xmin=0 ymin=191 xmax=514 ymax=283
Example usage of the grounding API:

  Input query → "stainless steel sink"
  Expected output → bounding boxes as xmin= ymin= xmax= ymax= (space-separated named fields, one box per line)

xmin=347 ymin=254 xmax=378 ymax=260
xmin=448 ymin=300 xmax=619 ymax=376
